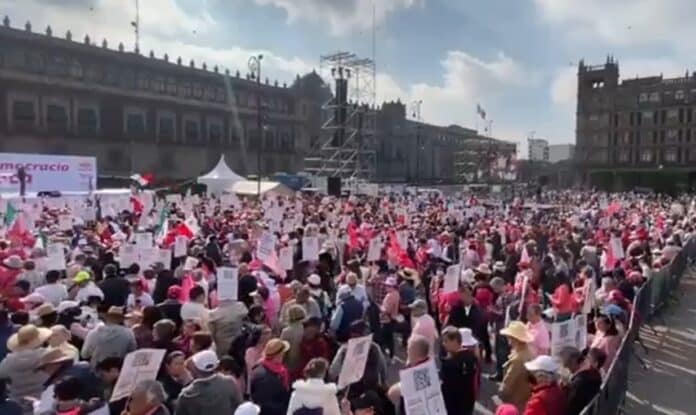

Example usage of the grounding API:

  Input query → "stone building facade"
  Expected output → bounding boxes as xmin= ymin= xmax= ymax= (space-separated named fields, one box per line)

xmin=576 ymin=57 xmax=696 ymax=191
xmin=0 ymin=17 xmax=329 ymax=182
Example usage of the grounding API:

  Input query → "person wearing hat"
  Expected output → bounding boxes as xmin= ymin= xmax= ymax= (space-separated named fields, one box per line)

xmin=35 ymin=302 xmax=59 ymax=327
xmin=307 ymin=273 xmax=331 ymax=319
xmin=33 ymin=347 xmax=103 ymax=414
xmin=157 ymin=285 xmax=184 ymax=329
xmin=235 ymin=401 xmax=261 ymax=415
xmin=336 ymin=272 xmax=369 ymax=310
xmin=48 ymin=325 xmax=79 ymax=362
xmin=249 ymin=338 xmax=292 ymax=415
xmin=280 ymin=305 xmax=307 ymax=379
xmin=498 ymin=321 xmax=535 ymax=411
xmin=0 ymin=324 xmax=51 ymax=400
xmin=0 ymin=254 xmax=24 ymax=295
xmin=177 ymin=349 xmax=242 ymax=415
xmin=522 ymin=355 xmax=567 ymax=415
xmin=72 ymin=270 xmax=105 ymax=304
xmin=81 ymin=306 xmax=137 ymax=367
xmin=330 ymin=289 xmax=364 ymax=343
xmin=440 ymin=326 xmax=478 ymax=415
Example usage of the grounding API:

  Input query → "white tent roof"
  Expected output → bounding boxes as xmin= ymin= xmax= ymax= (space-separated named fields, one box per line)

xmin=231 ymin=180 xmax=295 ymax=197
xmin=197 ymin=155 xmax=244 ymax=193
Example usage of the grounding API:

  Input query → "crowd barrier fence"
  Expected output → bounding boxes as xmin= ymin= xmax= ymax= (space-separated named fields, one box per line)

xmin=578 ymin=238 xmax=694 ymax=415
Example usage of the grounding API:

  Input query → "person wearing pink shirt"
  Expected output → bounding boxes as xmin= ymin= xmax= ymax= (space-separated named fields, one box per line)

xmin=380 ymin=277 xmax=400 ymax=358
xmin=590 ymin=314 xmax=621 ymax=373
xmin=526 ymin=304 xmax=550 ymax=356
xmin=409 ymin=299 xmax=439 ymax=358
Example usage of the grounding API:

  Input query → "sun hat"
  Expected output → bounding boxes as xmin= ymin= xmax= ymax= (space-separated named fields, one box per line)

xmin=105 ymin=306 xmax=125 ymax=319
xmin=524 ymin=355 xmax=561 ymax=373
xmin=2 ymin=255 xmax=24 ymax=269
xmin=398 ymin=268 xmax=420 ymax=282
xmin=7 ymin=324 xmax=52 ymax=352
xmin=499 ymin=321 xmax=534 ymax=343
xmin=493 ymin=261 xmax=506 ymax=272
xmin=458 ymin=328 xmax=479 ymax=347
xmin=37 ymin=347 xmax=73 ymax=369
xmin=191 ymin=349 xmax=220 ymax=372
xmin=476 ymin=263 xmax=492 ymax=275
xmin=234 ymin=402 xmax=261 ymax=415
xmin=263 ymin=338 xmax=290 ymax=358
xmin=35 ymin=303 xmax=57 ymax=318
xmin=72 ymin=270 xmax=91 ymax=284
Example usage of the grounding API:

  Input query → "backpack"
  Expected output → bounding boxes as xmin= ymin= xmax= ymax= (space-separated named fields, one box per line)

xmin=293 ymin=407 xmax=323 ymax=415
xmin=228 ymin=323 xmax=254 ymax=369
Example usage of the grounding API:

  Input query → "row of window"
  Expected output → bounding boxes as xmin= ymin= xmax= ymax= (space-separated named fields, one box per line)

xmin=585 ymin=148 xmax=692 ymax=164
xmin=637 ymin=89 xmax=696 ymax=104
xmin=588 ymin=129 xmax=696 ymax=146
xmin=7 ymin=96 xmax=296 ymax=150
xmin=1 ymin=48 xmax=294 ymax=114
xmin=587 ymin=108 xmax=696 ymax=128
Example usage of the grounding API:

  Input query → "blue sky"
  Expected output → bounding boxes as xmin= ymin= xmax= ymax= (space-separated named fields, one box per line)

xmin=6 ymin=0 xmax=696 ymax=153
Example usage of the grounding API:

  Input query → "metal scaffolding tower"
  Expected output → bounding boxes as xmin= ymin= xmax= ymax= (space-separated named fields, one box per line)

xmin=303 ymin=51 xmax=377 ymax=179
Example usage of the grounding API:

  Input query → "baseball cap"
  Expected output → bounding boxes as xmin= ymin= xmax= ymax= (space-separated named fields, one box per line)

xmin=191 ymin=350 xmax=220 ymax=372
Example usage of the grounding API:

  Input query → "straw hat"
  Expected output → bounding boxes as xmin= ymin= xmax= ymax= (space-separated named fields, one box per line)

xmin=3 ymin=255 xmax=23 ymax=269
xmin=37 ymin=347 xmax=73 ymax=368
xmin=263 ymin=338 xmax=290 ymax=358
xmin=499 ymin=321 xmax=534 ymax=343
xmin=7 ymin=324 xmax=52 ymax=352
xmin=398 ymin=267 xmax=420 ymax=282
xmin=476 ymin=263 xmax=492 ymax=275
xmin=105 ymin=306 xmax=125 ymax=320
xmin=35 ymin=303 xmax=57 ymax=318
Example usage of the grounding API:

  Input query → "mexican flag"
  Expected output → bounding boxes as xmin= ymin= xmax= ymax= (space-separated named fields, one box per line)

xmin=155 ymin=207 xmax=170 ymax=243
xmin=4 ymin=202 xmax=34 ymax=246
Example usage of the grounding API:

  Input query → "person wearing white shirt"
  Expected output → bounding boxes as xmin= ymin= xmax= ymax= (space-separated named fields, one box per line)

xmin=180 ymin=285 xmax=210 ymax=329
xmin=72 ymin=271 xmax=104 ymax=304
xmin=126 ymin=279 xmax=155 ymax=311
xmin=335 ymin=272 xmax=369 ymax=309
xmin=34 ymin=270 xmax=68 ymax=306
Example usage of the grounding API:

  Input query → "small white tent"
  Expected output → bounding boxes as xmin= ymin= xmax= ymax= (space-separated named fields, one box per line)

xmin=197 ymin=155 xmax=245 ymax=194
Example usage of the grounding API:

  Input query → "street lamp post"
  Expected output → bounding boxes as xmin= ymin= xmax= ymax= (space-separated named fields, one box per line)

xmin=413 ymin=100 xmax=423 ymax=186
xmin=248 ymin=54 xmax=264 ymax=196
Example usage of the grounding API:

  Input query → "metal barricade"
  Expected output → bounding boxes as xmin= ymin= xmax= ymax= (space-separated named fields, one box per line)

xmin=579 ymin=237 xmax=695 ymax=415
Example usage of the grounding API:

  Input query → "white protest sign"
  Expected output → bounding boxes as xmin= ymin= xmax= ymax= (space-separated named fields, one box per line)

xmin=137 ymin=247 xmax=158 ymax=269
xmin=157 ymin=249 xmax=172 ymax=270
xmin=610 ymin=236 xmax=625 ymax=259
xmin=58 ymin=215 xmax=73 ymax=231
xmin=443 ymin=264 xmax=461 ymax=294
xmin=134 ymin=232 xmax=153 ymax=248
xmin=279 ymin=246 xmax=294 ymax=271
xmin=302 ymin=236 xmax=319 ymax=261
xmin=581 ymin=278 xmax=596 ymax=315
xmin=81 ymin=206 xmax=96 ymax=222
xmin=111 ymin=349 xmax=166 ymax=402
xmin=173 ymin=235 xmax=188 ymax=258
xmin=337 ymin=334 xmax=373 ymax=389
xmin=367 ymin=238 xmax=382 ymax=262
xmin=165 ymin=194 xmax=182 ymax=205
xmin=45 ymin=243 xmax=66 ymax=270
xmin=217 ymin=267 xmax=239 ymax=301
xmin=574 ymin=314 xmax=588 ymax=351
xmin=183 ymin=256 xmax=199 ymax=271
xmin=119 ymin=244 xmax=138 ymax=268
xmin=550 ymin=318 xmax=577 ymax=357
xmin=399 ymin=359 xmax=447 ymax=415
xmin=256 ymin=232 xmax=275 ymax=262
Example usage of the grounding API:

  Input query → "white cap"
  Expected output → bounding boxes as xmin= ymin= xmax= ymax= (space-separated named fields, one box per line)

xmin=524 ymin=355 xmax=560 ymax=373
xmin=191 ymin=350 xmax=220 ymax=372
xmin=234 ymin=402 xmax=261 ymax=415
xmin=307 ymin=274 xmax=321 ymax=286
xmin=458 ymin=328 xmax=478 ymax=347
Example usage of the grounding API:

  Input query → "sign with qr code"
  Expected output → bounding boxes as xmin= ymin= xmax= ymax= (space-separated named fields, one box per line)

xmin=399 ymin=359 xmax=446 ymax=415
xmin=550 ymin=318 xmax=579 ymax=357
xmin=110 ymin=349 xmax=166 ymax=402
xmin=337 ymin=334 xmax=373 ymax=389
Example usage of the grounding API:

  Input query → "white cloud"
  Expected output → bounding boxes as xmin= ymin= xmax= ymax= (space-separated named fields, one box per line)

xmin=378 ymin=51 xmax=537 ymax=130
xmin=253 ymin=0 xmax=421 ymax=35
xmin=4 ymin=0 xmax=312 ymax=82
xmin=534 ymin=0 xmax=696 ymax=51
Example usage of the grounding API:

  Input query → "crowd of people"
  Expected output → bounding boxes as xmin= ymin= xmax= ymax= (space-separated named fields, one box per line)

xmin=0 ymin=188 xmax=691 ymax=415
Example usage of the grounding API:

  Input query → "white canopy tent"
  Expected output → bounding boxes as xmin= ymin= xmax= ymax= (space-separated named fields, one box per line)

xmin=230 ymin=180 xmax=295 ymax=197
xmin=197 ymin=155 xmax=245 ymax=194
